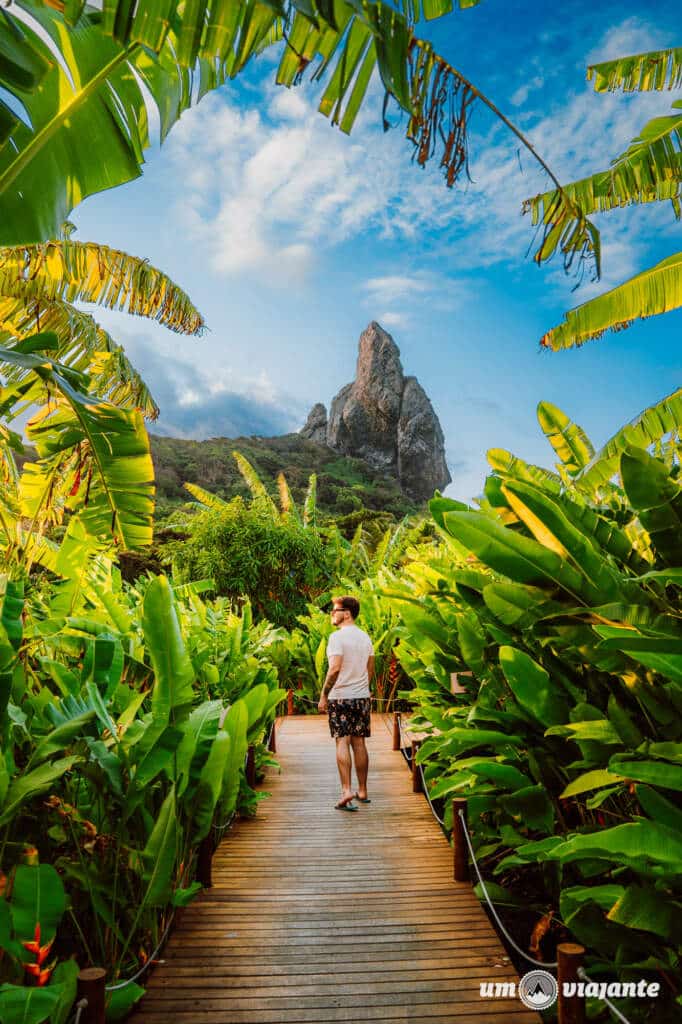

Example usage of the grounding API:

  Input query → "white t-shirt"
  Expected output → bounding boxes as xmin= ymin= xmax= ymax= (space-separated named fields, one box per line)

xmin=326 ymin=625 xmax=374 ymax=700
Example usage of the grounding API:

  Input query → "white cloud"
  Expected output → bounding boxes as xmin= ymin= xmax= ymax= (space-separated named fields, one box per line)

xmin=378 ymin=311 xmax=410 ymax=330
xmin=363 ymin=274 xmax=432 ymax=305
xmin=97 ymin=324 xmax=304 ymax=439
xmin=585 ymin=16 xmax=671 ymax=65
xmin=510 ymin=77 xmax=544 ymax=108
xmin=166 ymin=85 xmax=431 ymax=285
xmin=164 ymin=14 xmax=675 ymax=305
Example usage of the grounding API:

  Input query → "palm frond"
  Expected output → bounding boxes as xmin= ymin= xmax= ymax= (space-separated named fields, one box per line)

xmin=487 ymin=448 xmax=563 ymax=495
xmin=0 ymin=336 xmax=155 ymax=550
xmin=588 ymin=48 xmax=682 ymax=94
xmin=183 ymin=483 xmax=230 ymax=510
xmin=0 ymin=5 xmax=228 ymax=244
xmin=541 ymin=250 xmax=682 ymax=350
xmin=232 ymin=451 xmax=279 ymax=518
xmin=0 ymin=297 xmax=159 ymax=418
xmin=0 ymin=241 xmax=203 ymax=334
xmin=577 ymin=387 xmax=682 ymax=493
xmin=524 ymin=102 xmax=682 ymax=261
xmin=303 ymin=473 xmax=317 ymax=528
xmin=0 ymin=1 xmax=558 ymax=245
xmin=536 ymin=401 xmax=595 ymax=478
xmin=276 ymin=4 xmax=479 ymax=187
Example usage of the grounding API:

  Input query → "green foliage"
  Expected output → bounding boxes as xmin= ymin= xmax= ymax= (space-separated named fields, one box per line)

xmin=172 ymin=496 xmax=329 ymax=627
xmin=0 ymin=567 xmax=284 ymax=1016
xmin=151 ymin=433 xmax=415 ymax=518
xmin=383 ymin=395 xmax=682 ymax=1015
xmin=525 ymin=47 xmax=682 ymax=348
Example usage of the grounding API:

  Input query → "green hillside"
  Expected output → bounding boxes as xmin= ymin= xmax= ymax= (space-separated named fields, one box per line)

xmin=151 ymin=433 xmax=416 ymax=518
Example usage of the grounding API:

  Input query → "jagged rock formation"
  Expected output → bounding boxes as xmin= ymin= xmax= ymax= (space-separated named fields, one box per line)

xmin=301 ymin=322 xmax=450 ymax=502
xmin=300 ymin=403 xmax=327 ymax=445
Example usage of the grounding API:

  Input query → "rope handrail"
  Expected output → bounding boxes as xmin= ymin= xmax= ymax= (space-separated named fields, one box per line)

xmin=418 ymin=762 xmax=446 ymax=828
xmin=576 ymin=967 xmax=632 ymax=1023
xmin=73 ymin=998 xmax=88 ymax=1024
xmin=107 ymin=791 xmax=242 ymax=993
xmin=105 ymin=912 xmax=175 ymax=992
xmin=457 ymin=808 xmax=558 ymax=970
xmin=212 ymin=809 xmax=237 ymax=836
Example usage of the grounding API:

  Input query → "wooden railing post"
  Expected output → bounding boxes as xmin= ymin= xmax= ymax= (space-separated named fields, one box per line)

xmin=77 ymin=967 xmax=106 ymax=1024
xmin=557 ymin=943 xmax=586 ymax=1024
xmin=196 ymin=835 xmax=213 ymax=888
xmin=287 ymin=689 xmax=294 ymax=716
xmin=411 ymin=740 xmax=422 ymax=793
xmin=246 ymin=745 xmax=256 ymax=788
xmin=268 ymin=720 xmax=277 ymax=754
xmin=392 ymin=712 xmax=401 ymax=751
xmin=452 ymin=798 xmax=470 ymax=882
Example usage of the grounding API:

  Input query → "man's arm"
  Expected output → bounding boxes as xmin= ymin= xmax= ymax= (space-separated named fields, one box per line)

xmin=367 ymin=654 xmax=375 ymax=682
xmin=318 ymin=654 xmax=342 ymax=711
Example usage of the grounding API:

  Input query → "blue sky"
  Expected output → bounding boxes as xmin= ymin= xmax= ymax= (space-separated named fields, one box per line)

xmin=73 ymin=0 xmax=681 ymax=501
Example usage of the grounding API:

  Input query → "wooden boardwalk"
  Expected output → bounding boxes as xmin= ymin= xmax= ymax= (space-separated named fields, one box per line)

xmin=131 ymin=715 xmax=539 ymax=1023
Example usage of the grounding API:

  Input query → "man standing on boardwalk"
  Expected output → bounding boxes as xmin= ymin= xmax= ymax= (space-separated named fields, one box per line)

xmin=318 ymin=596 xmax=374 ymax=811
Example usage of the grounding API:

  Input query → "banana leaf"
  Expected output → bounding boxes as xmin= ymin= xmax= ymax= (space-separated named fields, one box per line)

xmin=549 ymin=821 xmax=682 ymax=874
xmin=140 ymin=785 xmax=178 ymax=907
xmin=11 ymin=864 xmax=66 ymax=943
xmin=607 ymin=757 xmax=682 ymax=791
xmin=442 ymin=510 xmax=585 ymax=599
xmin=499 ymin=646 xmax=569 ymax=727
xmin=142 ymin=576 xmax=195 ymax=725
xmin=607 ymin=884 xmax=682 ymax=940
xmin=0 ymin=756 xmax=79 ymax=827
xmin=192 ymin=731 xmax=232 ymax=841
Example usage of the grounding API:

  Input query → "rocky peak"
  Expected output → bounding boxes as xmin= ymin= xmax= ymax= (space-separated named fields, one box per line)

xmin=300 ymin=402 xmax=327 ymax=445
xmin=300 ymin=322 xmax=450 ymax=502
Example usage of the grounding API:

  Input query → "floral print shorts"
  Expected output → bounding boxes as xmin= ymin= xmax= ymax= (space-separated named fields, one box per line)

xmin=328 ymin=698 xmax=371 ymax=739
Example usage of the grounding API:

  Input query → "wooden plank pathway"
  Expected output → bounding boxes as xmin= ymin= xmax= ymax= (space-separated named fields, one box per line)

xmin=131 ymin=714 xmax=539 ymax=1023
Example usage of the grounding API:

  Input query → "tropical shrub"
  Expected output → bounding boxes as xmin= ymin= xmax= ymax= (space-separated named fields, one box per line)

xmin=0 ymin=567 xmax=284 ymax=1019
xmin=385 ymin=390 xmax=682 ymax=1021
xmin=172 ymin=496 xmax=330 ymax=628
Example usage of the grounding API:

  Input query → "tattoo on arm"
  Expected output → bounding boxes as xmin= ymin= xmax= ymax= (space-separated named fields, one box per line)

xmin=322 ymin=655 xmax=342 ymax=697
xmin=322 ymin=668 xmax=339 ymax=696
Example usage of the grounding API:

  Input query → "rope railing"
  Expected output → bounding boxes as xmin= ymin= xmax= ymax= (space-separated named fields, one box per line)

xmin=418 ymin=762 xmax=446 ymax=828
xmin=73 ymin=998 xmax=88 ymax=1024
xmin=577 ymin=967 xmax=632 ymax=1024
xmin=392 ymin=715 xmax=635 ymax=1024
xmin=457 ymin=807 xmax=558 ymax=970
xmin=105 ymin=912 xmax=176 ymax=993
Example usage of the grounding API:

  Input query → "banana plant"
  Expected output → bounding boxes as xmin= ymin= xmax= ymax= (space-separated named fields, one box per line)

xmin=525 ymin=46 xmax=682 ymax=348
xmin=378 ymin=393 xmax=682 ymax=1015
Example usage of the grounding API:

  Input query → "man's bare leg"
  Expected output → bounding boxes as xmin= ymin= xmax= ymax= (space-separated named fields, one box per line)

xmin=350 ymin=736 xmax=369 ymax=799
xmin=335 ymin=737 xmax=355 ymax=803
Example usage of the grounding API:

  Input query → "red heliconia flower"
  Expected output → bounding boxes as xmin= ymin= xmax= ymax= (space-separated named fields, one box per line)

xmin=22 ymin=922 xmax=42 ymax=954
xmin=22 ymin=922 xmax=54 ymax=969
xmin=24 ymin=962 xmax=51 ymax=987
xmin=24 ymin=961 xmax=51 ymax=985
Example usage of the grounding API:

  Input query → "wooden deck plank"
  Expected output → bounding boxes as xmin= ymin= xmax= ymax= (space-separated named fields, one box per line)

xmin=130 ymin=715 xmax=540 ymax=1023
